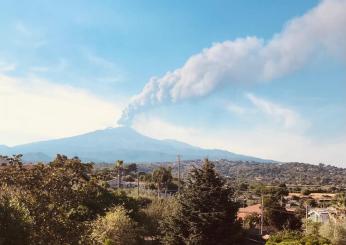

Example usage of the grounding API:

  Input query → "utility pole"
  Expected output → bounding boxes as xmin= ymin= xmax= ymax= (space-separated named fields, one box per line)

xmin=137 ymin=171 xmax=140 ymax=197
xmin=305 ymin=204 xmax=309 ymax=234
xmin=116 ymin=160 xmax=123 ymax=189
xmin=117 ymin=168 xmax=121 ymax=189
xmin=260 ymin=194 xmax=264 ymax=236
xmin=177 ymin=155 xmax=181 ymax=193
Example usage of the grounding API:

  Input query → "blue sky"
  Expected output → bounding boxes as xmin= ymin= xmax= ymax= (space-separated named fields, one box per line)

xmin=0 ymin=0 xmax=345 ymax=166
xmin=0 ymin=0 xmax=319 ymax=96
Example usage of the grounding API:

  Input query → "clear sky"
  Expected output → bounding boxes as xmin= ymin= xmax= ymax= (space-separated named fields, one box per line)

xmin=1 ymin=0 xmax=345 ymax=166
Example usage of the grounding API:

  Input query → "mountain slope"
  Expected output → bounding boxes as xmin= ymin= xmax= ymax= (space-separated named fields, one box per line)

xmin=0 ymin=127 xmax=273 ymax=163
xmin=0 ymin=145 xmax=10 ymax=155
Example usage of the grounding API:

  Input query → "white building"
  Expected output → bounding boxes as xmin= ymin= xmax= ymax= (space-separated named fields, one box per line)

xmin=107 ymin=178 xmax=137 ymax=188
xmin=308 ymin=209 xmax=330 ymax=223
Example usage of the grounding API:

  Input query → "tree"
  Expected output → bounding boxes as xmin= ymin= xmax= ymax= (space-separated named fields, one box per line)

xmin=335 ymin=192 xmax=346 ymax=209
xmin=152 ymin=166 xmax=173 ymax=197
xmin=301 ymin=189 xmax=311 ymax=196
xmin=264 ymin=195 xmax=302 ymax=231
xmin=239 ymin=182 xmax=249 ymax=191
xmin=0 ymin=187 xmax=31 ymax=245
xmin=261 ymin=185 xmax=301 ymax=231
xmin=0 ymin=155 xmax=141 ymax=244
xmin=90 ymin=206 xmax=141 ymax=245
xmin=124 ymin=163 xmax=137 ymax=175
xmin=141 ymin=198 xmax=177 ymax=240
xmin=0 ymin=155 xmax=93 ymax=243
xmin=306 ymin=198 xmax=318 ymax=208
xmin=319 ymin=221 xmax=346 ymax=245
xmin=115 ymin=160 xmax=124 ymax=188
xmin=160 ymin=159 xmax=242 ymax=245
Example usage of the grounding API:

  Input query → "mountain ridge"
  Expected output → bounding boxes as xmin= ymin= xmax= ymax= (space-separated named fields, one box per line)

xmin=0 ymin=127 xmax=274 ymax=163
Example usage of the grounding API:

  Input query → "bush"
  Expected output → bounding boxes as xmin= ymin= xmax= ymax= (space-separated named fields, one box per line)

xmin=301 ymin=189 xmax=311 ymax=196
xmin=90 ymin=206 xmax=142 ymax=245
xmin=319 ymin=221 xmax=346 ymax=245
xmin=266 ymin=230 xmax=301 ymax=245
xmin=141 ymin=198 xmax=177 ymax=239
xmin=0 ymin=187 xmax=32 ymax=245
xmin=243 ymin=213 xmax=260 ymax=229
xmin=266 ymin=230 xmax=331 ymax=245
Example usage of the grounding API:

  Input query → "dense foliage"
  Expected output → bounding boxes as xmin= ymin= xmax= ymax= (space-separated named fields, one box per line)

xmin=136 ymin=160 xmax=346 ymax=188
xmin=263 ymin=186 xmax=302 ymax=231
xmin=160 ymin=159 xmax=242 ymax=245
xmin=266 ymin=230 xmax=331 ymax=245
xmin=0 ymin=155 xmax=141 ymax=244
xmin=0 ymin=188 xmax=31 ymax=245
xmin=90 ymin=206 xmax=141 ymax=245
xmin=0 ymin=155 xmax=344 ymax=244
xmin=319 ymin=221 xmax=346 ymax=245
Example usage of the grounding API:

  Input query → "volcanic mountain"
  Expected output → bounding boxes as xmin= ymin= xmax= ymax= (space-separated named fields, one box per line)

xmin=0 ymin=127 xmax=272 ymax=163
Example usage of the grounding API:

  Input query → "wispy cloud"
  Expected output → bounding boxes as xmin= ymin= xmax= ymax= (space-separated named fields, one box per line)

xmin=14 ymin=21 xmax=47 ymax=48
xmin=28 ymin=59 xmax=68 ymax=74
xmin=87 ymin=54 xmax=118 ymax=70
xmin=0 ymin=62 xmax=16 ymax=73
xmin=225 ymin=102 xmax=248 ymax=115
xmin=246 ymin=93 xmax=307 ymax=129
xmin=86 ymin=53 xmax=124 ymax=84
xmin=119 ymin=0 xmax=346 ymax=125
xmin=15 ymin=22 xmax=33 ymax=36
xmin=133 ymin=115 xmax=346 ymax=166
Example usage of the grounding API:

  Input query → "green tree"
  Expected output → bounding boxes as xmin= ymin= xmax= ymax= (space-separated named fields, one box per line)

xmin=0 ymin=187 xmax=31 ymax=245
xmin=301 ymin=189 xmax=311 ymax=196
xmin=239 ymin=182 xmax=249 ymax=191
xmin=319 ymin=221 xmax=346 ymax=245
xmin=124 ymin=163 xmax=137 ymax=175
xmin=152 ymin=166 xmax=173 ymax=197
xmin=306 ymin=198 xmax=318 ymax=208
xmin=160 ymin=159 xmax=242 ymax=245
xmin=141 ymin=198 xmax=177 ymax=241
xmin=264 ymin=195 xmax=302 ymax=231
xmin=90 ymin=206 xmax=141 ymax=245
xmin=0 ymin=155 xmax=141 ymax=244
xmin=115 ymin=160 xmax=124 ymax=188
xmin=334 ymin=192 xmax=346 ymax=209
xmin=262 ymin=185 xmax=301 ymax=231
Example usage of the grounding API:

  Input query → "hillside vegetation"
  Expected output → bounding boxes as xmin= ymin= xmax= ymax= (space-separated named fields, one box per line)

xmin=135 ymin=160 xmax=346 ymax=188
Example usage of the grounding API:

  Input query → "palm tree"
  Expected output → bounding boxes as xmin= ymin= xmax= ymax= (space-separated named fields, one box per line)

xmin=115 ymin=160 xmax=124 ymax=188
xmin=152 ymin=167 xmax=172 ymax=197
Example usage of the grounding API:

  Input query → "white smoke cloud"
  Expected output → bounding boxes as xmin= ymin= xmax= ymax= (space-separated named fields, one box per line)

xmin=119 ymin=0 xmax=346 ymax=125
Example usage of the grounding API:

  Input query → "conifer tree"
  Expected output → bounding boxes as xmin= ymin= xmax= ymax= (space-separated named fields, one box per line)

xmin=160 ymin=159 xmax=242 ymax=245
